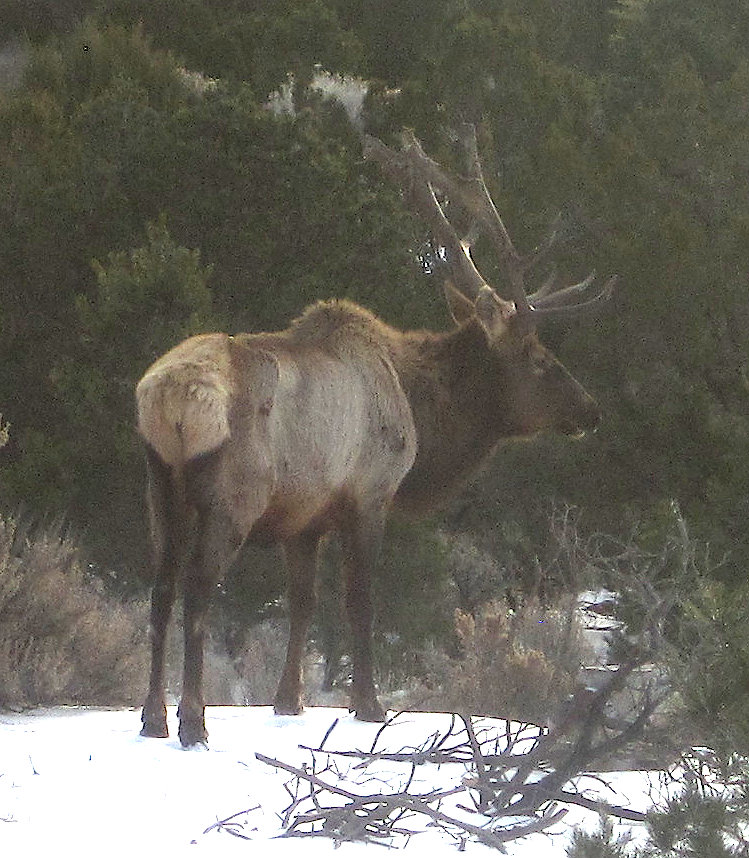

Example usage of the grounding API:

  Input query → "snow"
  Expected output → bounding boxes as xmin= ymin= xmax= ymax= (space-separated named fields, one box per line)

xmin=0 ymin=705 xmax=658 ymax=856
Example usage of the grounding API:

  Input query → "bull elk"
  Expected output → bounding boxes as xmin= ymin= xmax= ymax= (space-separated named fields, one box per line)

xmin=137 ymin=127 xmax=615 ymax=746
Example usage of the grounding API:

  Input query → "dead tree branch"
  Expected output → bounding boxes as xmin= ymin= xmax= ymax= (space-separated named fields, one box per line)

xmin=209 ymin=579 xmax=673 ymax=850
xmin=247 ymin=654 xmax=667 ymax=850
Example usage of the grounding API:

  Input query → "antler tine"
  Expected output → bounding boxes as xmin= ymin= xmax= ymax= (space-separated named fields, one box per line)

xmin=527 ymin=270 xmax=596 ymax=307
xmin=529 ymin=274 xmax=618 ymax=317
xmin=458 ymin=126 xmax=617 ymax=318
xmin=416 ymin=181 xmax=490 ymax=301
xmin=454 ymin=124 xmax=530 ymax=313
xmin=530 ymin=265 xmax=559 ymax=302
xmin=363 ymin=134 xmax=490 ymax=302
xmin=526 ymin=211 xmax=565 ymax=273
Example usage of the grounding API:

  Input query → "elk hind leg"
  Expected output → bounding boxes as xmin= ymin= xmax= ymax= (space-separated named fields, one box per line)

xmin=274 ymin=530 xmax=321 ymax=715
xmin=178 ymin=506 xmax=246 ymax=747
xmin=340 ymin=509 xmax=387 ymax=722
xmin=141 ymin=449 xmax=185 ymax=738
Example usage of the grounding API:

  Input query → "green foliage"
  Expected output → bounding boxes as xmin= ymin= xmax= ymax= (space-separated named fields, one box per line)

xmin=59 ymin=218 xmax=217 ymax=565
xmin=24 ymin=19 xmax=187 ymax=111
xmin=372 ymin=520 xmax=455 ymax=686
xmin=0 ymin=22 xmax=200 ymax=529
xmin=668 ymin=579 xmax=749 ymax=756
xmin=568 ymin=756 xmax=749 ymax=857
xmin=643 ymin=786 xmax=746 ymax=858
xmin=78 ymin=215 xmax=216 ymax=371
xmin=566 ymin=818 xmax=636 ymax=857
xmin=0 ymin=0 xmax=97 ymax=43
xmin=639 ymin=752 xmax=749 ymax=858
xmin=100 ymin=0 xmax=362 ymax=97
xmin=1 ymin=213 xmax=217 ymax=569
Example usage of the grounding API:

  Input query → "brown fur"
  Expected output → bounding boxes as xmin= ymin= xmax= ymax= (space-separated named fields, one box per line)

xmin=137 ymin=297 xmax=599 ymax=746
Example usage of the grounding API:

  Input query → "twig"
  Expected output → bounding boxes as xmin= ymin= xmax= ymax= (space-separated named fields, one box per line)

xmin=203 ymin=804 xmax=261 ymax=839
xmin=459 ymin=713 xmax=494 ymax=812
xmin=318 ymin=718 xmax=339 ymax=750
xmin=298 ymin=744 xmax=475 ymax=767
xmin=554 ymin=791 xmax=647 ymax=822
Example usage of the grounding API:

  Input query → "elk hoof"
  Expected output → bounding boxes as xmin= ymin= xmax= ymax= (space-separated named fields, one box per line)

xmin=273 ymin=695 xmax=304 ymax=715
xmin=274 ymin=702 xmax=304 ymax=716
xmin=140 ymin=721 xmax=169 ymax=739
xmin=141 ymin=704 xmax=169 ymax=738
xmin=273 ymin=686 xmax=303 ymax=716
xmin=178 ymin=720 xmax=208 ymax=748
xmin=177 ymin=702 xmax=208 ymax=747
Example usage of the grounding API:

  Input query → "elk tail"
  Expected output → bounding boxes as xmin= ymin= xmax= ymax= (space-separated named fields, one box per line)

xmin=136 ymin=369 xmax=231 ymax=469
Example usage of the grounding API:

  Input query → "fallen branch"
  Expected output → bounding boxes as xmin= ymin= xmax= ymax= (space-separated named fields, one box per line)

xmin=209 ymin=583 xmax=672 ymax=849
xmin=554 ymin=790 xmax=647 ymax=823
xmin=257 ymin=749 xmax=567 ymax=849
xmin=248 ymin=660 xmax=664 ymax=849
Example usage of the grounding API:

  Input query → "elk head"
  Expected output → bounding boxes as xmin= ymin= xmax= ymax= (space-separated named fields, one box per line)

xmin=364 ymin=126 xmax=615 ymax=441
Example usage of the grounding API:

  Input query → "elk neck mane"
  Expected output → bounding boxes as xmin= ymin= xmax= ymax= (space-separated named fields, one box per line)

xmin=387 ymin=318 xmax=511 ymax=514
xmin=286 ymin=297 xmax=394 ymax=352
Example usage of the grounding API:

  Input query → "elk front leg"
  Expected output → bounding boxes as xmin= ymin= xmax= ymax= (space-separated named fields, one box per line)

xmin=341 ymin=509 xmax=387 ymax=722
xmin=274 ymin=531 xmax=321 ymax=715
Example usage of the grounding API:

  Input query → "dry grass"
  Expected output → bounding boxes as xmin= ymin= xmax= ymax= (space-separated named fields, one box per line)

xmin=402 ymin=596 xmax=591 ymax=725
xmin=0 ymin=514 xmax=147 ymax=708
xmin=201 ymin=618 xmax=292 ymax=706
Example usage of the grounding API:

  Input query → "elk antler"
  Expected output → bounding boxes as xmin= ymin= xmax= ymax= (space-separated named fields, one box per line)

xmin=363 ymin=127 xmax=617 ymax=321
xmin=363 ymin=133 xmax=493 ymax=305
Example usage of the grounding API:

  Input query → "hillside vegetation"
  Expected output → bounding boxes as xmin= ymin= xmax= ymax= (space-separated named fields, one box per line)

xmin=1 ymin=2 xmax=748 ymax=729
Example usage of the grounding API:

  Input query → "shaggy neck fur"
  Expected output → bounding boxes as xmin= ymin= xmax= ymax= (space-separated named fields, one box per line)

xmin=389 ymin=319 xmax=513 ymax=516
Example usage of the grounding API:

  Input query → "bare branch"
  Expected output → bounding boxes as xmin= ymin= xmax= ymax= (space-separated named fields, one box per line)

xmin=257 ymin=749 xmax=537 ymax=849
xmin=459 ymin=713 xmax=496 ymax=812
xmin=202 ymin=805 xmax=261 ymax=840
xmin=553 ymin=791 xmax=647 ymax=823
xmin=248 ymin=671 xmax=667 ymax=849
xmin=318 ymin=717 xmax=340 ymax=750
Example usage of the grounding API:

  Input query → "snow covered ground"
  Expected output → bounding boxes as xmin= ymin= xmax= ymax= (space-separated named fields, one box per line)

xmin=0 ymin=705 xmax=660 ymax=856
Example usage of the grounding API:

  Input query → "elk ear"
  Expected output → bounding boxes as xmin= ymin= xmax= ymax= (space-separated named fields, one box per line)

xmin=474 ymin=286 xmax=515 ymax=340
xmin=443 ymin=279 xmax=476 ymax=325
